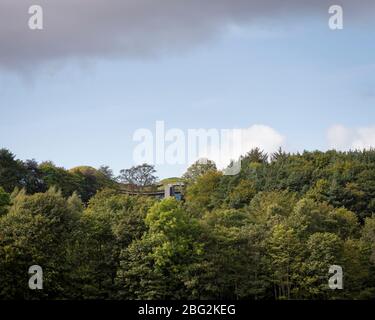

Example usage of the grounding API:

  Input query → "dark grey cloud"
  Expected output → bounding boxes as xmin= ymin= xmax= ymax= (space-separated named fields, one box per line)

xmin=0 ymin=0 xmax=374 ymax=71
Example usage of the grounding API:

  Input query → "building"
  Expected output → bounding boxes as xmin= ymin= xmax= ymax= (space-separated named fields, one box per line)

xmin=120 ymin=182 xmax=184 ymax=200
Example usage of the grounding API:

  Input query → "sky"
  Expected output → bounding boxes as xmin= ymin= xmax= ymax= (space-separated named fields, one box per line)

xmin=1 ymin=1 xmax=375 ymax=178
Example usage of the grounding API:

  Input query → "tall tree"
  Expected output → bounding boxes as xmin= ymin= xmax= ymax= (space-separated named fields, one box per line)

xmin=0 ymin=149 xmax=25 ymax=192
xmin=116 ymin=198 xmax=203 ymax=299
xmin=0 ymin=187 xmax=10 ymax=215
xmin=0 ymin=188 xmax=81 ymax=299
xmin=182 ymin=158 xmax=217 ymax=183
xmin=98 ymin=165 xmax=115 ymax=181
xmin=118 ymin=164 xmax=157 ymax=187
xmin=22 ymin=159 xmax=47 ymax=194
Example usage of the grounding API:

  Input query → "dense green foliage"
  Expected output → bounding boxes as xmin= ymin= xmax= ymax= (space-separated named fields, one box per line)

xmin=0 ymin=149 xmax=116 ymax=203
xmin=1 ymin=148 xmax=375 ymax=299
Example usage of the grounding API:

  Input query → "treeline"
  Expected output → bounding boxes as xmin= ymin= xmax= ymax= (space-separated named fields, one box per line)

xmin=0 ymin=149 xmax=117 ymax=203
xmin=190 ymin=148 xmax=375 ymax=220
xmin=0 ymin=148 xmax=375 ymax=299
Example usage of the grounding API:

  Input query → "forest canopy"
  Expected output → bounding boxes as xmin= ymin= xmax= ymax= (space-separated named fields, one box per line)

xmin=0 ymin=147 xmax=375 ymax=299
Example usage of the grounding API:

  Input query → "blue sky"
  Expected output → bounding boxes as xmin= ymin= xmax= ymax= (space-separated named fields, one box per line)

xmin=1 ymin=2 xmax=375 ymax=178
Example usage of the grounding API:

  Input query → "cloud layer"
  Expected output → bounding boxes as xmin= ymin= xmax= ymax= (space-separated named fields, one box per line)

xmin=198 ymin=124 xmax=285 ymax=169
xmin=1 ymin=0 xmax=375 ymax=71
xmin=328 ymin=125 xmax=375 ymax=150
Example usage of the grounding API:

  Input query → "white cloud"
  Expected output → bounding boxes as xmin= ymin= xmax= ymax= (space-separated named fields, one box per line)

xmin=327 ymin=125 xmax=375 ymax=150
xmin=240 ymin=124 xmax=285 ymax=155
xmin=198 ymin=124 xmax=285 ymax=169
